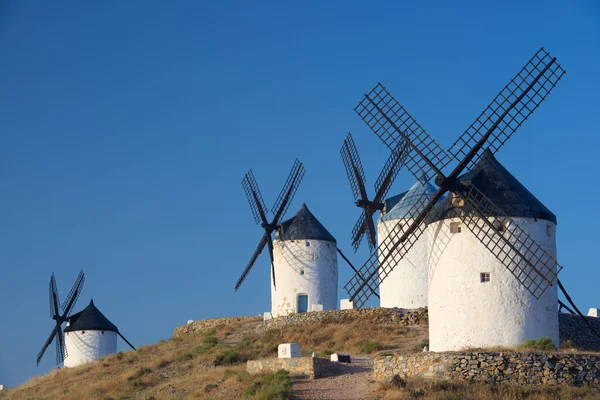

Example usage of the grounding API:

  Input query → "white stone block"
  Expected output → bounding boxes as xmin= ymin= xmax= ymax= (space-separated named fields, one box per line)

xmin=331 ymin=353 xmax=351 ymax=363
xmin=340 ymin=299 xmax=354 ymax=310
xmin=588 ymin=308 xmax=599 ymax=318
xmin=278 ymin=343 xmax=301 ymax=358
xmin=263 ymin=312 xmax=273 ymax=321
xmin=0 ymin=385 xmax=3 ymax=391
xmin=187 ymin=319 xmax=194 ymax=325
xmin=310 ymin=303 xmax=323 ymax=312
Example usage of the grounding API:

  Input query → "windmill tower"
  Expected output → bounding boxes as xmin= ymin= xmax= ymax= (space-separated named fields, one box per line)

xmin=345 ymin=48 xmax=566 ymax=350
xmin=427 ymin=150 xmax=558 ymax=350
xmin=64 ymin=299 xmax=135 ymax=367
xmin=37 ymin=270 xmax=135 ymax=368
xmin=271 ymin=203 xmax=338 ymax=316
xmin=378 ymin=176 xmax=437 ymax=308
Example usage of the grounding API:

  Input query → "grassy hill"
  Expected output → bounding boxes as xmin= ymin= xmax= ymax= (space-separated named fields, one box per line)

xmin=3 ymin=310 xmax=600 ymax=400
xmin=1 ymin=311 xmax=427 ymax=399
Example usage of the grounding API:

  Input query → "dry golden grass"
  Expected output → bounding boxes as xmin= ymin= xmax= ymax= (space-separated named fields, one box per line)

xmin=378 ymin=377 xmax=600 ymax=400
xmin=2 ymin=317 xmax=427 ymax=399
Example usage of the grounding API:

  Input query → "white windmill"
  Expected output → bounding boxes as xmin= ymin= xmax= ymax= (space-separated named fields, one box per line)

xmin=345 ymin=47 xmax=567 ymax=351
xmin=235 ymin=160 xmax=339 ymax=317
xmin=37 ymin=270 xmax=136 ymax=368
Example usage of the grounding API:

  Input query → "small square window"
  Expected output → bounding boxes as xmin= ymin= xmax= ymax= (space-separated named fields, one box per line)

xmin=305 ymin=241 xmax=310 ymax=247
xmin=450 ymin=222 xmax=462 ymax=233
xmin=546 ymin=224 xmax=552 ymax=237
xmin=300 ymin=270 xmax=305 ymax=276
xmin=480 ymin=272 xmax=490 ymax=283
xmin=494 ymin=220 xmax=505 ymax=233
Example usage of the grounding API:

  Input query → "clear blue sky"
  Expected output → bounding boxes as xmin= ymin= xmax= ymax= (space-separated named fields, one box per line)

xmin=1 ymin=0 xmax=598 ymax=388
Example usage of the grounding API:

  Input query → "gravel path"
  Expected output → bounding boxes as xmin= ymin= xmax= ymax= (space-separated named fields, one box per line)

xmin=292 ymin=356 xmax=378 ymax=400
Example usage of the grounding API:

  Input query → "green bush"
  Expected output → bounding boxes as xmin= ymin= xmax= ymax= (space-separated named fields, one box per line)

xmin=244 ymin=370 xmax=293 ymax=400
xmin=115 ymin=351 xmax=124 ymax=360
xmin=203 ymin=335 xmax=219 ymax=347
xmin=177 ymin=352 xmax=194 ymax=363
xmin=215 ymin=350 xmax=244 ymax=366
xmin=357 ymin=340 xmax=381 ymax=354
xmin=519 ymin=337 xmax=556 ymax=351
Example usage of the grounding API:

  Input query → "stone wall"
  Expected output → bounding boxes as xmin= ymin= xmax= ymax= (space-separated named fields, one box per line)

xmin=173 ymin=316 xmax=261 ymax=338
xmin=263 ymin=307 xmax=428 ymax=330
xmin=374 ymin=352 xmax=600 ymax=386
xmin=247 ymin=357 xmax=333 ymax=378
xmin=559 ymin=313 xmax=600 ymax=352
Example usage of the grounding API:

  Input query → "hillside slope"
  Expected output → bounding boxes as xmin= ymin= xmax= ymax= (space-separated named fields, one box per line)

xmin=1 ymin=309 xmax=427 ymax=399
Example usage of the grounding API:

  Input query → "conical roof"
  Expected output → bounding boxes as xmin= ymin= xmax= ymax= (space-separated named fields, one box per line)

xmin=428 ymin=149 xmax=556 ymax=224
xmin=381 ymin=176 xmax=438 ymax=221
xmin=276 ymin=203 xmax=336 ymax=243
xmin=64 ymin=299 xmax=118 ymax=332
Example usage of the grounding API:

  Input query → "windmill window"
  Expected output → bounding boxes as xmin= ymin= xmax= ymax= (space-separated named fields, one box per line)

xmin=450 ymin=222 xmax=462 ymax=234
xmin=82 ymin=330 xmax=86 ymax=334
xmin=546 ymin=224 xmax=552 ymax=237
xmin=300 ymin=270 xmax=305 ymax=276
xmin=305 ymin=241 xmax=310 ymax=247
xmin=281 ymin=243 xmax=285 ymax=249
xmin=101 ymin=331 xmax=104 ymax=335
xmin=480 ymin=272 xmax=491 ymax=283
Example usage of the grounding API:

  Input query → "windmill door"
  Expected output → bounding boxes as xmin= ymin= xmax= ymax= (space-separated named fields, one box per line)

xmin=297 ymin=295 xmax=308 ymax=313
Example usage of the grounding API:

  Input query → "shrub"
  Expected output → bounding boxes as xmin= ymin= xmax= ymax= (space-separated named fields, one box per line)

xmin=215 ymin=350 xmax=244 ymax=366
xmin=203 ymin=335 xmax=219 ymax=347
xmin=115 ymin=351 xmax=124 ymax=360
xmin=177 ymin=352 xmax=194 ymax=363
xmin=127 ymin=367 xmax=152 ymax=382
xmin=519 ymin=337 xmax=556 ymax=351
xmin=244 ymin=370 xmax=293 ymax=400
xmin=358 ymin=340 xmax=381 ymax=354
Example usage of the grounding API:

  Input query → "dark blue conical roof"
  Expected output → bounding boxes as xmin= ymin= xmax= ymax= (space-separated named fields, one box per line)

xmin=276 ymin=203 xmax=336 ymax=243
xmin=429 ymin=149 xmax=556 ymax=223
xmin=64 ymin=299 xmax=118 ymax=332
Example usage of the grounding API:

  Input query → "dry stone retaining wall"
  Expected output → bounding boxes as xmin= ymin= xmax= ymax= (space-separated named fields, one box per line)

xmin=559 ymin=313 xmax=600 ymax=352
xmin=374 ymin=352 xmax=600 ymax=386
xmin=263 ymin=307 xmax=428 ymax=330
xmin=247 ymin=357 xmax=333 ymax=378
xmin=173 ymin=316 xmax=261 ymax=338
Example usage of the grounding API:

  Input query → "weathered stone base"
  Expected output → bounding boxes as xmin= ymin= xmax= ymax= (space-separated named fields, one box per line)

xmin=247 ymin=357 xmax=333 ymax=378
xmin=374 ymin=352 xmax=600 ymax=386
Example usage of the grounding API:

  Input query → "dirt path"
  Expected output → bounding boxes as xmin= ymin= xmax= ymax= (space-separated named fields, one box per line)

xmin=292 ymin=356 xmax=378 ymax=400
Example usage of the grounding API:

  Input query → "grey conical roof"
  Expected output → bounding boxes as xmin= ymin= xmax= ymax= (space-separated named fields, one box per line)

xmin=429 ymin=149 xmax=556 ymax=224
xmin=276 ymin=203 xmax=336 ymax=243
xmin=381 ymin=176 xmax=438 ymax=221
xmin=64 ymin=299 xmax=118 ymax=332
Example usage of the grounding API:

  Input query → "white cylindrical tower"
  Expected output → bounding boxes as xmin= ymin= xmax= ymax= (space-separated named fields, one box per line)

xmin=64 ymin=299 xmax=118 ymax=367
xmin=378 ymin=177 xmax=437 ymax=309
xmin=271 ymin=203 xmax=338 ymax=317
xmin=427 ymin=150 xmax=559 ymax=351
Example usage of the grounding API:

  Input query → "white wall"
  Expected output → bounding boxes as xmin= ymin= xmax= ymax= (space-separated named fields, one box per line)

xmin=271 ymin=239 xmax=338 ymax=317
xmin=427 ymin=217 xmax=559 ymax=351
xmin=64 ymin=330 xmax=117 ymax=367
xmin=378 ymin=218 xmax=428 ymax=309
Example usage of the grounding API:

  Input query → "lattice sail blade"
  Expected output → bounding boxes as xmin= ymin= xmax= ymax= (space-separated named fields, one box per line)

xmin=355 ymin=83 xmax=452 ymax=182
xmin=345 ymin=190 xmax=436 ymax=308
xmin=449 ymin=48 xmax=566 ymax=169
xmin=340 ymin=132 xmax=368 ymax=202
xmin=49 ymin=274 xmax=60 ymax=319
xmin=373 ymin=141 xmax=407 ymax=205
xmin=37 ymin=324 xmax=60 ymax=365
xmin=242 ymin=170 xmax=269 ymax=225
xmin=460 ymin=184 xmax=561 ymax=299
xmin=62 ymin=269 xmax=84 ymax=316
xmin=235 ymin=233 xmax=269 ymax=291
xmin=56 ymin=328 xmax=66 ymax=365
xmin=351 ymin=211 xmax=369 ymax=252
xmin=271 ymin=158 xmax=305 ymax=223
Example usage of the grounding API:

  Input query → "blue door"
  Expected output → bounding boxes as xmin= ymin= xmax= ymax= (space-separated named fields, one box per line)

xmin=297 ymin=295 xmax=308 ymax=313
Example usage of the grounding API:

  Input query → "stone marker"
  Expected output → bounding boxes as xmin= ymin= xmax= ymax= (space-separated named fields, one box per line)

xmin=588 ymin=308 xmax=599 ymax=318
xmin=340 ymin=299 xmax=354 ymax=310
xmin=278 ymin=343 xmax=301 ymax=358
xmin=331 ymin=353 xmax=351 ymax=363
xmin=187 ymin=320 xmax=194 ymax=325
xmin=0 ymin=384 xmax=3 ymax=391
xmin=263 ymin=312 xmax=273 ymax=321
